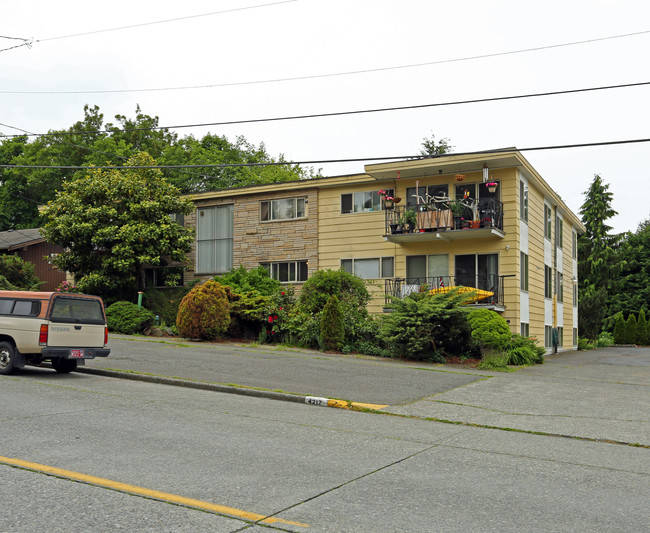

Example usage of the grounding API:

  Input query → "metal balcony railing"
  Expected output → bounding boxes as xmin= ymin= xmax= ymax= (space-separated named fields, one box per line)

xmin=384 ymin=199 xmax=503 ymax=235
xmin=384 ymin=275 xmax=510 ymax=308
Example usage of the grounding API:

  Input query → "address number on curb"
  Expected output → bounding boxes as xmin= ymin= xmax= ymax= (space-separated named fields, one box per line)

xmin=305 ymin=396 xmax=328 ymax=407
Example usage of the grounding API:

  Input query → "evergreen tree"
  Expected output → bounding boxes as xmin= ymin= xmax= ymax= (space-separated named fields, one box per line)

xmin=625 ymin=314 xmax=637 ymax=345
xmin=637 ymin=308 xmax=648 ymax=345
xmin=320 ymin=295 xmax=344 ymax=351
xmin=613 ymin=313 xmax=626 ymax=344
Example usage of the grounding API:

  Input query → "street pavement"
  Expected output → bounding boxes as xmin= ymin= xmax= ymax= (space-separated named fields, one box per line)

xmin=83 ymin=336 xmax=650 ymax=447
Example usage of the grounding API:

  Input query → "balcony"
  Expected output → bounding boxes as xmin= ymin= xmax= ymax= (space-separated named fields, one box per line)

xmin=383 ymin=199 xmax=504 ymax=243
xmin=384 ymin=275 xmax=511 ymax=311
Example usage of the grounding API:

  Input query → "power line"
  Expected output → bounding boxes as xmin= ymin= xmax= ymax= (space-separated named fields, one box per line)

xmin=1 ymin=138 xmax=649 ymax=170
xmin=4 ymin=28 xmax=649 ymax=92
xmin=36 ymin=0 xmax=298 ymax=43
xmin=2 ymin=80 xmax=648 ymax=139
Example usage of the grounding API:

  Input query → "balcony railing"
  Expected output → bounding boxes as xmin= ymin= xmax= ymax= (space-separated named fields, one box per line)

xmin=384 ymin=275 xmax=510 ymax=309
xmin=384 ymin=199 xmax=503 ymax=235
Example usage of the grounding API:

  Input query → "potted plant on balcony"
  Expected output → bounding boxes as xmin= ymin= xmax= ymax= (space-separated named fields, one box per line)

xmin=399 ymin=209 xmax=417 ymax=233
xmin=486 ymin=182 xmax=498 ymax=193
xmin=449 ymin=200 xmax=465 ymax=229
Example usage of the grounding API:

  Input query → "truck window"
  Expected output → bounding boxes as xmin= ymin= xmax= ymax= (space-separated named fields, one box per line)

xmin=50 ymin=297 xmax=105 ymax=324
xmin=12 ymin=300 xmax=40 ymax=316
xmin=0 ymin=299 xmax=14 ymax=314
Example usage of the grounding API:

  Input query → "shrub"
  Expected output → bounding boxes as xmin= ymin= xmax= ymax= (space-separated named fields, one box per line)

xmin=595 ymin=331 xmax=615 ymax=347
xmin=468 ymin=309 xmax=511 ymax=354
xmin=613 ymin=313 xmax=626 ymax=344
xmin=0 ymin=254 xmax=41 ymax=290
xmin=143 ymin=285 xmax=192 ymax=327
xmin=636 ymin=309 xmax=648 ymax=345
xmin=320 ymin=295 xmax=345 ymax=351
xmin=214 ymin=265 xmax=280 ymax=296
xmin=298 ymin=269 xmax=370 ymax=315
xmin=260 ymin=289 xmax=295 ymax=343
xmin=379 ymin=290 xmax=471 ymax=360
xmin=477 ymin=350 xmax=513 ymax=372
xmin=106 ymin=301 xmax=156 ymax=335
xmin=577 ymin=337 xmax=593 ymax=350
xmin=625 ymin=314 xmax=637 ymax=345
xmin=507 ymin=334 xmax=544 ymax=365
xmin=176 ymin=280 xmax=231 ymax=340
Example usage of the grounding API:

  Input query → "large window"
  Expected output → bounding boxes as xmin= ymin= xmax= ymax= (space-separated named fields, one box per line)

xmin=261 ymin=197 xmax=306 ymax=221
xmin=341 ymin=191 xmax=382 ymax=213
xmin=520 ymin=180 xmax=528 ymax=222
xmin=196 ymin=205 xmax=233 ymax=274
xmin=520 ymin=252 xmax=529 ymax=291
xmin=455 ymin=254 xmax=499 ymax=292
xmin=260 ymin=261 xmax=308 ymax=282
xmin=544 ymin=266 xmax=553 ymax=299
xmin=341 ymin=257 xmax=394 ymax=279
xmin=544 ymin=204 xmax=552 ymax=240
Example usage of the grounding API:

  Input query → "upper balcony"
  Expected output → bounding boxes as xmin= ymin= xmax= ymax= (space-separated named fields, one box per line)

xmin=383 ymin=199 xmax=504 ymax=243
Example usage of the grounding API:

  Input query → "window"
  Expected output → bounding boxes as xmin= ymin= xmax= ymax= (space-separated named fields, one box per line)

xmin=556 ymin=216 xmax=563 ymax=248
xmin=261 ymin=197 xmax=306 ymax=221
xmin=573 ymin=327 xmax=578 ymax=345
xmin=544 ymin=266 xmax=553 ymax=298
xmin=196 ymin=205 xmax=233 ymax=274
xmin=572 ymin=230 xmax=577 ymax=259
xmin=556 ymin=272 xmax=564 ymax=302
xmin=573 ymin=284 xmax=578 ymax=306
xmin=341 ymin=257 xmax=394 ymax=279
xmin=557 ymin=326 xmax=564 ymax=346
xmin=341 ymin=191 xmax=382 ymax=213
xmin=545 ymin=325 xmax=553 ymax=348
xmin=456 ymin=183 xmax=476 ymax=202
xmin=521 ymin=323 xmax=529 ymax=337
xmin=520 ymin=180 xmax=528 ymax=222
xmin=544 ymin=204 xmax=552 ymax=240
xmin=260 ymin=261 xmax=308 ymax=282
xmin=455 ymin=254 xmax=499 ymax=292
xmin=520 ymin=252 xmax=529 ymax=291
xmin=0 ymin=299 xmax=41 ymax=317
xmin=406 ymin=185 xmax=448 ymax=208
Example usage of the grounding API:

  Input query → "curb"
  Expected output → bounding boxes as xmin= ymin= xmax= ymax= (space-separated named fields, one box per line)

xmin=77 ymin=367 xmax=386 ymax=411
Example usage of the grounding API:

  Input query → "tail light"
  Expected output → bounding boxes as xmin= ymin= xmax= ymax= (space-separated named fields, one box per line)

xmin=104 ymin=327 xmax=109 ymax=346
xmin=39 ymin=324 xmax=48 ymax=345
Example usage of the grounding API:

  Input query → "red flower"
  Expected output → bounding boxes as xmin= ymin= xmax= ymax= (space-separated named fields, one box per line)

xmin=268 ymin=317 xmax=274 ymax=323
xmin=279 ymin=307 xmax=283 ymax=311
xmin=281 ymin=292 xmax=285 ymax=295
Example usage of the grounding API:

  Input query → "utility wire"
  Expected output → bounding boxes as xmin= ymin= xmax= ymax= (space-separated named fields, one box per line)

xmin=4 ymin=28 xmax=649 ymax=91
xmin=1 ymin=81 xmax=648 ymax=139
xmin=1 ymin=139 xmax=649 ymax=170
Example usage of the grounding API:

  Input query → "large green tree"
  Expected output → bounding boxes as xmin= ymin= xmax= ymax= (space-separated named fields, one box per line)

xmin=40 ymin=152 xmax=194 ymax=301
xmin=578 ymin=174 xmax=622 ymax=337
xmin=0 ymin=104 xmax=316 ymax=229
xmin=613 ymin=219 xmax=650 ymax=316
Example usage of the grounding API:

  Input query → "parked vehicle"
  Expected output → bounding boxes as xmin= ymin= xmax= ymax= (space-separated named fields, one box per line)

xmin=0 ymin=291 xmax=110 ymax=374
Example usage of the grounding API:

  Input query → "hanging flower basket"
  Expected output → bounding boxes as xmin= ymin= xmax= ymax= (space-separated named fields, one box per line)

xmin=486 ymin=182 xmax=498 ymax=193
xmin=454 ymin=174 xmax=465 ymax=182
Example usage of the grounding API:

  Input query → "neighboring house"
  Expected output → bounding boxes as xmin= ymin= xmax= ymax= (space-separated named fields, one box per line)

xmin=0 ymin=228 xmax=67 ymax=291
xmin=186 ymin=150 xmax=585 ymax=353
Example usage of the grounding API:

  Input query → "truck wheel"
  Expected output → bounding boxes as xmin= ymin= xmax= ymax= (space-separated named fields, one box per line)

xmin=51 ymin=358 xmax=78 ymax=374
xmin=0 ymin=341 xmax=16 ymax=375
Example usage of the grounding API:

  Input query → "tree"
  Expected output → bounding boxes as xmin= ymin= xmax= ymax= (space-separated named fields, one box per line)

xmin=614 ymin=219 xmax=650 ymax=316
xmin=578 ymin=174 xmax=622 ymax=335
xmin=625 ymin=314 xmax=637 ymax=345
xmin=0 ymin=255 xmax=41 ymax=290
xmin=613 ymin=313 xmax=626 ymax=344
xmin=637 ymin=308 xmax=648 ymax=345
xmin=418 ymin=134 xmax=453 ymax=157
xmin=40 ymin=152 xmax=194 ymax=301
xmin=320 ymin=295 xmax=344 ymax=351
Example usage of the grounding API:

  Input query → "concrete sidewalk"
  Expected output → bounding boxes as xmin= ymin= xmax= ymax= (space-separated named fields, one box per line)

xmin=83 ymin=336 xmax=650 ymax=446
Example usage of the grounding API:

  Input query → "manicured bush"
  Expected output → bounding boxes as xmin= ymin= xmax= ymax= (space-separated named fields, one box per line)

xmin=636 ymin=309 xmax=648 ymax=345
xmin=613 ymin=313 xmax=627 ymax=344
xmin=176 ymin=280 xmax=231 ymax=340
xmin=106 ymin=301 xmax=156 ymax=335
xmin=625 ymin=313 xmax=637 ymax=345
xmin=320 ymin=295 xmax=345 ymax=351
xmin=379 ymin=290 xmax=471 ymax=361
xmin=467 ymin=309 xmax=511 ymax=354
xmin=298 ymin=269 xmax=370 ymax=315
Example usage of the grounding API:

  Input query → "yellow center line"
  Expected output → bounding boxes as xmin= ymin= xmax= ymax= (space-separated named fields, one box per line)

xmin=0 ymin=455 xmax=309 ymax=528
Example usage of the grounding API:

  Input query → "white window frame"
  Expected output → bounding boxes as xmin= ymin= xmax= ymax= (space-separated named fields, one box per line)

xmin=196 ymin=204 xmax=233 ymax=274
xmin=520 ymin=180 xmax=528 ymax=222
xmin=520 ymin=252 xmax=529 ymax=291
xmin=341 ymin=191 xmax=382 ymax=214
xmin=544 ymin=204 xmax=552 ymax=240
xmin=341 ymin=257 xmax=394 ymax=279
xmin=260 ymin=261 xmax=308 ymax=283
xmin=260 ymin=197 xmax=306 ymax=222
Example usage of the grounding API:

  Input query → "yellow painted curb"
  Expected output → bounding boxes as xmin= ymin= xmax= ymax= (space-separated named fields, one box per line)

xmin=0 ymin=456 xmax=309 ymax=528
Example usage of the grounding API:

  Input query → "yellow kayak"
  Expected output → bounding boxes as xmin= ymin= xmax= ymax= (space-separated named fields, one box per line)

xmin=428 ymin=286 xmax=493 ymax=303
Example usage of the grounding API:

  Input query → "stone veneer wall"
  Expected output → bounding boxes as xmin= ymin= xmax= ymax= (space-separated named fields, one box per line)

xmin=186 ymin=188 xmax=319 ymax=284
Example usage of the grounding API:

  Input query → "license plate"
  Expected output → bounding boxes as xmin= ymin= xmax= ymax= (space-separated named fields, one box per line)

xmin=70 ymin=349 xmax=85 ymax=358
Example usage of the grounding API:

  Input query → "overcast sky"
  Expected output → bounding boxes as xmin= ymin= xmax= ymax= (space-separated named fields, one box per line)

xmin=2 ymin=0 xmax=649 ymax=234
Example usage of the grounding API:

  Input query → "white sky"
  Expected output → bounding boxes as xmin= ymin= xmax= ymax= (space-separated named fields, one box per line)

xmin=2 ymin=0 xmax=649 ymax=234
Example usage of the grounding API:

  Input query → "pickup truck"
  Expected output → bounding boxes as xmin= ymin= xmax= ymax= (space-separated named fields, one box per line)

xmin=0 ymin=291 xmax=110 ymax=374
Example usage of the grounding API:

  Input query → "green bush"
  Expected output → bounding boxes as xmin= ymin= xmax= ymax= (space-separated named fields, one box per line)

xmin=577 ymin=337 xmax=593 ymax=350
xmin=379 ymin=290 xmax=471 ymax=360
xmin=105 ymin=301 xmax=156 ymax=335
xmin=298 ymin=269 xmax=370 ymax=315
xmin=176 ymin=280 xmax=231 ymax=340
xmin=636 ymin=309 xmax=648 ymax=345
xmin=0 ymin=254 xmax=41 ymax=290
xmin=214 ymin=265 xmax=280 ymax=296
xmin=507 ymin=334 xmax=545 ymax=365
xmin=468 ymin=309 xmax=511 ymax=353
xmin=596 ymin=331 xmax=615 ymax=347
xmin=477 ymin=350 xmax=513 ymax=372
xmin=613 ymin=313 xmax=626 ymax=344
xmin=320 ymin=295 xmax=345 ymax=351
xmin=625 ymin=314 xmax=637 ymax=345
